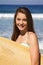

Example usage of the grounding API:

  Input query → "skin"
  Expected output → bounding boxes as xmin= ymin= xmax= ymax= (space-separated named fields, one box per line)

xmin=16 ymin=12 xmax=39 ymax=65
xmin=16 ymin=12 xmax=28 ymax=35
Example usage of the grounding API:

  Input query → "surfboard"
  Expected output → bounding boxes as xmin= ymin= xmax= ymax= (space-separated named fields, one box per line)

xmin=0 ymin=37 xmax=43 ymax=65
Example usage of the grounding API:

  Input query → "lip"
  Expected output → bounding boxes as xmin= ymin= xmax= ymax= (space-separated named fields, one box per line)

xmin=18 ymin=25 xmax=24 ymax=28
xmin=18 ymin=24 xmax=24 ymax=26
xmin=18 ymin=25 xmax=25 ymax=29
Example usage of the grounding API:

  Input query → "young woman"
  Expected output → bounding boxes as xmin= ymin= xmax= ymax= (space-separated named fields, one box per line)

xmin=11 ymin=7 xmax=40 ymax=65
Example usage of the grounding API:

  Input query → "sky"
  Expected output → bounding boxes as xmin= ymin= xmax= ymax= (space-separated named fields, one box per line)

xmin=0 ymin=0 xmax=43 ymax=5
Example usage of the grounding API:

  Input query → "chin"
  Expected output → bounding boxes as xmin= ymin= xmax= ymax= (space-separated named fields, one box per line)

xmin=19 ymin=28 xmax=25 ymax=31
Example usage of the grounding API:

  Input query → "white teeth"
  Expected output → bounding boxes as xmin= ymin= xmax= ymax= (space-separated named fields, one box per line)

xmin=18 ymin=24 xmax=24 ymax=27
xmin=19 ymin=25 xmax=23 ymax=26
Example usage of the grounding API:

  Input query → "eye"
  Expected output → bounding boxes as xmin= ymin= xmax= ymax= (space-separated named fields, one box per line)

xmin=23 ymin=19 xmax=27 ymax=21
xmin=17 ymin=18 xmax=21 ymax=21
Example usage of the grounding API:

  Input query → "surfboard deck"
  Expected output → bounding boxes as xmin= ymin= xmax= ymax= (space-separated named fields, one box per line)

xmin=0 ymin=37 xmax=43 ymax=65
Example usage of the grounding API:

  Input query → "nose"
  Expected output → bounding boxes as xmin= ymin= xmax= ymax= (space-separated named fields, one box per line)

xmin=20 ymin=20 xmax=23 ymax=25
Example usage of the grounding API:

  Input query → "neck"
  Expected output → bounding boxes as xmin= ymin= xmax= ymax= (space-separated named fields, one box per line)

xmin=20 ymin=29 xmax=28 ymax=36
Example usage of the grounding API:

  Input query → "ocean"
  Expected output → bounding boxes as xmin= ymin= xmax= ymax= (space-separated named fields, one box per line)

xmin=0 ymin=5 xmax=43 ymax=13
xmin=0 ymin=5 xmax=43 ymax=54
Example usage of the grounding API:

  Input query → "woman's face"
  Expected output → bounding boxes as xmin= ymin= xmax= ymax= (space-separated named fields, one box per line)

xmin=16 ymin=12 xmax=28 ymax=32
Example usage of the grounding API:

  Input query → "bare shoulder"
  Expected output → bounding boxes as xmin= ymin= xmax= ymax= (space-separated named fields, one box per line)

xmin=28 ymin=32 xmax=38 ymax=45
xmin=29 ymin=32 xmax=37 ymax=39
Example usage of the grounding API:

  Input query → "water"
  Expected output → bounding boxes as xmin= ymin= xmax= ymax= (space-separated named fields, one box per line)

xmin=0 ymin=5 xmax=43 ymax=13
xmin=0 ymin=17 xmax=13 ymax=39
xmin=0 ymin=5 xmax=43 ymax=54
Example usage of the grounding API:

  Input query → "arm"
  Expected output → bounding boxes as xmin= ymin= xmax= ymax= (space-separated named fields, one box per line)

xmin=29 ymin=33 xmax=40 ymax=65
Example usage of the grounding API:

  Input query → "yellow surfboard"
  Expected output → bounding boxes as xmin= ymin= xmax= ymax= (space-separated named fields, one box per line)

xmin=0 ymin=37 xmax=43 ymax=65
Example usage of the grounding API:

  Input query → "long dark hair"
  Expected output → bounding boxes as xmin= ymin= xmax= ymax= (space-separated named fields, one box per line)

xmin=11 ymin=7 xmax=35 ymax=41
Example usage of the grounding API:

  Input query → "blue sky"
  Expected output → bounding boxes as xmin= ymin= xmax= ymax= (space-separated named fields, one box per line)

xmin=0 ymin=0 xmax=43 ymax=5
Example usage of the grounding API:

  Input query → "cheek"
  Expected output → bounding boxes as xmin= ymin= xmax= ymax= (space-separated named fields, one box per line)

xmin=24 ymin=22 xmax=28 ymax=29
xmin=24 ymin=22 xmax=27 ymax=26
xmin=16 ymin=20 xmax=19 ymax=25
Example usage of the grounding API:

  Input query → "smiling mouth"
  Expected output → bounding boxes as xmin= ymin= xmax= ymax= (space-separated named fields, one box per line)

xmin=18 ymin=25 xmax=24 ymax=28
xmin=18 ymin=24 xmax=24 ymax=26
